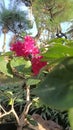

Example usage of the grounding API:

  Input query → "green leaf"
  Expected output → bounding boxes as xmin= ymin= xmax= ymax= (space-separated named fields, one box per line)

xmin=0 ymin=56 xmax=13 ymax=77
xmin=11 ymin=57 xmax=25 ymax=68
xmin=5 ymin=91 xmax=13 ymax=96
xmin=43 ymin=44 xmax=73 ymax=60
xmin=5 ymin=91 xmax=13 ymax=99
xmin=32 ymin=57 xmax=73 ymax=110
xmin=1 ymin=51 xmax=13 ymax=56
xmin=48 ymin=38 xmax=67 ymax=44
xmin=8 ymin=98 xmax=14 ymax=105
xmin=28 ymin=119 xmax=37 ymax=126
xmin=11 ymin=57 xmax=31 ymax=75
xmin=26 ymin=78 xmax=40 ymax=86
xmin=26 ymin=115 xmax=37 ymax=126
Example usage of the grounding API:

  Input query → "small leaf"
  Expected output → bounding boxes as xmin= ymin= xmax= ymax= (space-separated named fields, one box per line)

xmin=26 ymin=78 xmax=40 ymax=86
xmin=5 ymin=91 xmax=13 ymax=98
xmin=28 ymin=119 xmax=37 ymax=126
xmin=6 ymin=91 xmax=13 ymax=96
xmin=0 ymin=56 xmax=13 ymax=77
xmin=26 ymin=115 xmax=37 ymax=126
xmin=24 ymin=60 xmax=31 ymax=68
xmin=9 ymin=98 xmax=14 ymax=105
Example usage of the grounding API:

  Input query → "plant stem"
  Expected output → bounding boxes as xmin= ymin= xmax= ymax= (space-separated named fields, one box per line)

xmin=26 ymin=85 xmax=30 ymax=102
xmin=16 ymin=85 xmax=32 ymax=130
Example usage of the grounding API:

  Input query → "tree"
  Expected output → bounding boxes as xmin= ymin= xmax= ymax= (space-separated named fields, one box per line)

xmin=31 ymin=0 xmax=73 ymax=41
xmin=0 ymin=0 xmax=32 ymax=52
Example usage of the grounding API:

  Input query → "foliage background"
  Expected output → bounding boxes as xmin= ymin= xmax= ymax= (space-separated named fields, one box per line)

xmin=0 ymin=0 xmax=73 ymax=130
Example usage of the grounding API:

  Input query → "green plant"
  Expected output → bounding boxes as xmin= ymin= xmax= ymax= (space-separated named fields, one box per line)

xmin=1 ymin=0 xmax=73 ymax=130
xmin=32 ymin=38 xmax=73 ymax=129
xmin=0 ymin=37 xmax=73 ymax=130
xmin=0 ymin=35 xmax=46 ymax=130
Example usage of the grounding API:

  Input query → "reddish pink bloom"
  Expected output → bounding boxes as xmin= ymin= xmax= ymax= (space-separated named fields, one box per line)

xmin=31 ymin=56 xmax=47 ymax=76
xmin=10 ymin=41 xmax=25 ymax=56
xmin=10 ymin=36 xmax=40 ymax=57
xmin=24 ymin=35 xmax=35 ymax=45
xmin=23 ymin=42 xmax=40 ymax=57
xmin=10 ymin=35 xmax=47 ymax=76
xmin=23 ymin=36 xmax=40 ymax=57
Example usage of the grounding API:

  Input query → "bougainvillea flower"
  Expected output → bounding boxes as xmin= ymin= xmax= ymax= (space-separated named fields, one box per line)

xmin=10 ymin=36 xmax=40 ymax=57
xmin=23 ymin=35 xmax=40 ymax=57
xmin=23 ymin=42 xmax=40 ymax=57
xmin=10 ymin=41 xmax=25 ymax=56
xmin=10 ymin=35 xmax=47 ymax=76
xmin=31 ymin=56 xmax=47 ymax=76
xmin=24 ymin=35 xmax=35 ymax=45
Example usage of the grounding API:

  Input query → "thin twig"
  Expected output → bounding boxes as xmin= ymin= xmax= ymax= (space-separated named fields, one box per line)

xmin=0 ymin=105 xmax=6 ymax=113
xmin=11 ymin=104 xmax=20 ymax=125
xmin=0 ymin=103 xmax=20 ymax=125
xmin=0 ymin=109 xmax=12 ymax=118
xmin=26 ymin=86 xmax=30 ymax=102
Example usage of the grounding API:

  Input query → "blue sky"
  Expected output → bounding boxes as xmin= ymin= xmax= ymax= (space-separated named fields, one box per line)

xmin=61 ymin=22 xmax=72 ymax=33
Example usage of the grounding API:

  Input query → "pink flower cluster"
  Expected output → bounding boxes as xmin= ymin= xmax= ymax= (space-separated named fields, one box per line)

xmin=31 ymin=56 xmax=47 ymax=75
xmin=10 ymin=36 xmax=47 ymax=75
xmin=10 ymin=36 xmax=39 ymax=57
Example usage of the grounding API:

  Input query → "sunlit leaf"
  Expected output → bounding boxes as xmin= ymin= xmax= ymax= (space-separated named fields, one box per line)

xmin=43 ymin=44 xmax=73 ymax=60
xmin=10 ymin=57 xmax=31 ymax=75
xmin=6 ymin=91 xmax=13 ymax=96
xmin=0 ymin=56 xmax=13 ymax=77
xmin=8 ymin=98 xmax=14 ymax=105
xmin=26 ymin=78 xmax=40 ymax=86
